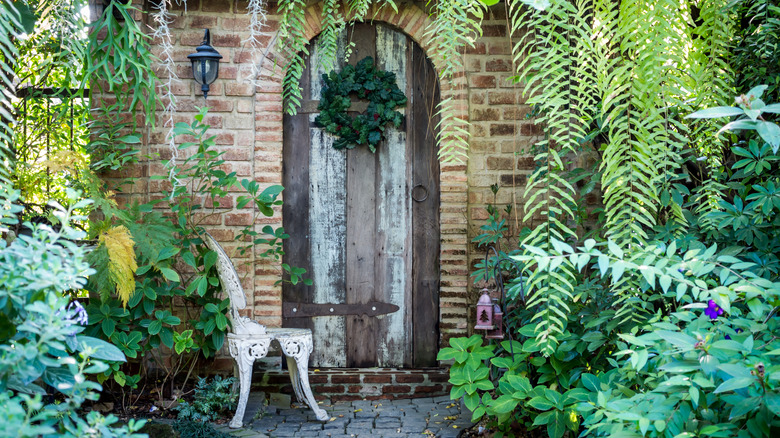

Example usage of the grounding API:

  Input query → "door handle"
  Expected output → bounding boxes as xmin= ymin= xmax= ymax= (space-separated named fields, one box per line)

xmin=411 ymin=184 xmax=428 ymax=202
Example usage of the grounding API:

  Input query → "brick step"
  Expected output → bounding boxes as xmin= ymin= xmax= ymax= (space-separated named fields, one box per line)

xmin=250 ymin=367 xmax=452 ymax=402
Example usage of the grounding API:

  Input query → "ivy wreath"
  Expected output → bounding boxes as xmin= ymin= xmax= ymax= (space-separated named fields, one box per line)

xmin=314 ymin=56 xmax=407 ymax=152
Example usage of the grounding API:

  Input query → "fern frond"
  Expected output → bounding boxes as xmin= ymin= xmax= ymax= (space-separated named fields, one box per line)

xmin=99 ymin=225 xmax=138 ymax=308
xmin=511 ymin=0 xmax=597 ymax=355
xmin=278 ymin=0 xmax=309 ymax=114
xmin=316 ymin=0 xmax=345 ymax=74
xmin=426 ymin=0 xmax=485 ymax=162
xmin=0 ymin=0 xmax=21 ymax=177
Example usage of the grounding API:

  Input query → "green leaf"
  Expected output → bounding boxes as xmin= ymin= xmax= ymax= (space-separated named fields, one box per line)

xmin=714 ymin=377 xmax=754 ymax=393
xmin=148 ymin=320 xmax=162 ymax=336
xmin=76 ymin=336 xmax=126 ymax=362
xmin=756 ymin=121 xmax=780 ymax=152
xmin=656 ymin=330 xmax=696 ymax=349
xmin=159 ymin=327 xmax=174 ymax=348
xmin=491 ymin=395 xmax=519 ymax=414
xmin=204 ymin=251 xmax=218 ymax=272
xmin=102 ymin=318 xmax=116 ymax=337
xmin=766 ymin=393 xmax=780 ymax=416
xmin=639 ymin=417 xmax=650 ymax=435
xmin=160 ymin=267 xmax=180 ymax=282
xmin=527 ymin=396 xmax=555 ymax=411
xmin=581 ymin=374 xmax=600 ymax=392
xmin=686 ymin=106 xmax=744 ymax=119
xmin=547 ymin=411 xmax=566 ymax=438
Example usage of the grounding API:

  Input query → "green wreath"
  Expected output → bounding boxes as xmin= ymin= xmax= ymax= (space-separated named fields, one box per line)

xmin=314 ymin=56 xmax=407 ymax=152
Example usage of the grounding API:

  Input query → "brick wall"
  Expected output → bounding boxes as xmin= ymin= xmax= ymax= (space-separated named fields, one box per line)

xmin=254 ymin=368 xmax=451 ymax=402
xmin=105 ymin=0 xmax=532 ymax=365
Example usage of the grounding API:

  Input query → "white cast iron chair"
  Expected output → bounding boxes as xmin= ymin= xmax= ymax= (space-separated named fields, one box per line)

xmin=202 ymin=233 xmax=328 ymax=428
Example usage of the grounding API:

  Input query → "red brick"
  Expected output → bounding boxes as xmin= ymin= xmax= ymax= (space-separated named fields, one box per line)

xmin=382 ymin=385 xmax=411 ymax=394
xmin=500 ymin=174 xmax=526 ymax=186
xmin=469 ymin=75 xmax=496 ymax=88
xmin=314 ymin=385 xmax=345 ymax=393
xmin=517 ymin=156 xmax=535 ymax=169
xmin=225 ymin=212 xmax=253 ymax=226
xmin=193 ymin=213 xmax=222 ymax=225
xmin=213 ymin=34 xmax=241 ymax=48
xmin=331 ymin=375 xmax=361 ymax=384
xmin=191 ymin=16 xmax=218 ymax=28
xmin=363 ymin=375 xmax=392 ymax=384
xmin=226 ymin=83 xmax=255 ymax=96
xmin=490 ymin=123 xmax=516 ymax=136
xmin=202 ymin=0 xmax=232 ymax=12
xmin=215 ymin=132 xmax=235 ymax=145
xmin=413 ymin=384 xmax=444 ymax=394
xmin=503 ymin=106 xmax=531 ymax=120
xmin=483 ymin=25 xmax=507 ymax=37
xmin=471 ymin=108 xmax=499 ymax=121
xmin=219 ymin=66 xmax=238 ymax=80
xmin=520 ymin=123 xmax=544 ymax=136
xmin=486 ymin=59 xmax=512 ymax=72
xmin=233 ymin=51 xmax=252 ymax=64
xmin=488 ymin=91 xmax=516 ymax=105
xmin=488 ymin=42 xmax=511 ymax=55
xmin=331 ymin=395 xmax=363 ymax=402
xmin=464 ymin=42 xmax=486 ymax=55
xmin=221 ymin=17 xmax=252 ymax=31
xmin=204 ymin=228 xmax=234 ymax=241
xmin=487 ymin=156 xmax=514 ymax=170
xmin=395 ymin=374 xmax=425 ymax=383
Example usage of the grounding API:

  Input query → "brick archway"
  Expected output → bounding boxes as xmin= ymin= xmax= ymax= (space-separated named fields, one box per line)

xmin=251 ymin=3 xmax=469 ymax=355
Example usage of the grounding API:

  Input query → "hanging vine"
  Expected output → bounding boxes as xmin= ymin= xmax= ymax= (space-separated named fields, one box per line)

xmin=151 ymin=0 xmax=183 ymax=189
xmin=244 ymin=0 xmax=268 ymax=88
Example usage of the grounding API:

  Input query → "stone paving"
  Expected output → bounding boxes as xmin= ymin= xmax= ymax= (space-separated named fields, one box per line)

xmin=214 ymin=395 xmax=473 ymax=438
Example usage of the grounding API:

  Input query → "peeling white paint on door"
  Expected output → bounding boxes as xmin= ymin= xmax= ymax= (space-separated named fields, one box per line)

xmin=309 ymin=31 xmax=348 ymax=367
xmin=376 ymin=25 xmax=410 ymax=366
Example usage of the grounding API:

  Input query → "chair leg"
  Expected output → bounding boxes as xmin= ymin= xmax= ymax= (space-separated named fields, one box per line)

xmin=278 ymin=334 xmax=329 ymax=422
xmin=229 ymin=338 xmax=270 ymax=429
xmin=286 ymin=355 xmax=305 ymax=404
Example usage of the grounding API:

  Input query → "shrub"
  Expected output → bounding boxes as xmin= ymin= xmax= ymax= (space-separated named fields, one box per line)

xmin=175 ymin=376 xmax=237 ymax=422
xmin=0 ymin=187 xmax=145 ymax=437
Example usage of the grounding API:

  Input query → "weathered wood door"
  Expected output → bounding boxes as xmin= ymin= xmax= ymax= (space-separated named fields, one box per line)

xmin=282 ymin=23 xmax=440 ymax=368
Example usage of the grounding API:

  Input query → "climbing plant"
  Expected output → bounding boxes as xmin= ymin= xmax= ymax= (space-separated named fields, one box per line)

xmin=508 ymin=0 xmax=739 ymax=353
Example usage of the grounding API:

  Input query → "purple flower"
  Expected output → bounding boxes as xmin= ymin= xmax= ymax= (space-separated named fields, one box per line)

xmin=58 ymin=301 xmax=88 ymax=326
xmin=704 ymin=300 xmax=724 ymax=320
xmin=67 ymin=301 xmax=89 ymax=326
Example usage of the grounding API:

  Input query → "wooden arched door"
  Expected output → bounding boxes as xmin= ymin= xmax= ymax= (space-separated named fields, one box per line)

xmin=282 ymin=23 xmax=440 ymax=368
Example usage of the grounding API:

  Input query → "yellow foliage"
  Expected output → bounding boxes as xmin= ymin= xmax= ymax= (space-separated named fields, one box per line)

xmin=99 ymin=225 xmax=138 ymax=308
xmin=41 ymin=150 xmax=84 ymax=174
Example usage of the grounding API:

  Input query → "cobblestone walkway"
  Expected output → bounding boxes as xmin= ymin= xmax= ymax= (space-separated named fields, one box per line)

xmin=214 ymin=395 xmax=473 ymax=438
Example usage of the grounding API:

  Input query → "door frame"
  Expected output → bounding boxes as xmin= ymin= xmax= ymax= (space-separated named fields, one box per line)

xmin=280 ymin=22 xmax=441 ymax=368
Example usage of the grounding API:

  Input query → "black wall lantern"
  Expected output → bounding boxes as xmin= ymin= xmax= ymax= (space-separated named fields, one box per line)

xmin=188 ymin=29 xmax=223 ymax=99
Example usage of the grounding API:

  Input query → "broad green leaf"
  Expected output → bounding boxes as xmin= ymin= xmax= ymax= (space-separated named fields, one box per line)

xmin=656 ymin=330 xmax=696 ymax=349
xmin=148 ymin=320 xmax=162 ymax=335
xmin=491 ymin=395 xmax=519 ymax=414
xmin=160 ymin=267 xmax=180 ymax=282
xmin=686 ymin=106 xmax=744 ymax=119
xmin=547 ymin=411 xmax=566 ymax=438
xmin=76 ymin=336 xmax=126 ymax=362
xmin=714 ymin=377 xmax=754 ymax=393
xmin=581 ymin=373 xmax=600 ymax=392
xmin=527 ymin=396 xmax=555 ymax=411
xmin=204 ymin=251 xmax=218 ymax=272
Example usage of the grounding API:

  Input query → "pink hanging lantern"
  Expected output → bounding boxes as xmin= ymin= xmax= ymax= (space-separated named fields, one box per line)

xmin=486 ymin=301 xmax=504 ymax=340
xmin=474 ymin=288 xmax=494 ymax=330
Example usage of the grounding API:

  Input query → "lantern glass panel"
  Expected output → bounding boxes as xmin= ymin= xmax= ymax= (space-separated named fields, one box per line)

xmin=192 ymin=59 xmax=219 ymax=86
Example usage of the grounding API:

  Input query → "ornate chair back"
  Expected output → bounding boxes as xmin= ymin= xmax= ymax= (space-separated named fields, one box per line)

xmin=202 ymin=232 xmax=266 ymax=335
